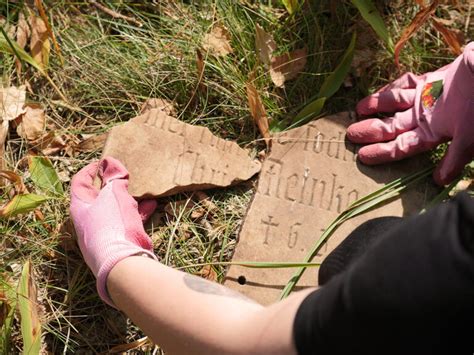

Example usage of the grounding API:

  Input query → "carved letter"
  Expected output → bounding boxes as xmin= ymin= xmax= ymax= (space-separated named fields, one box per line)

xmin=258 ymin=158 xmax=283 ymax=197
xmin=285 ymin=173 xmax=299 ymax=202
xmin=313 ymin=133 xmax=325 ymax=153
xmin=288 ymin=223 xmax=301 ymax=249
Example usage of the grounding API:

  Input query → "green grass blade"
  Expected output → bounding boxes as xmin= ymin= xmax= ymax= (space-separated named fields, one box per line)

xmin=18 ymin=260 xmax=42 ymax=355
xmin=281 ymin=0 xmax=302 ymax=15
xmin=317 ymin=32 xmax=356 ymax=99
xmin=351 ymin=0 xmax=394 ymax=53
xmin=276 ymin=33 xmax=356 ymax=132
xmin=289 ymin=97 xmax=326 ymax=129
xmin=279 ymin=167 xmax=433 ymax=299
xmin=1 ymin=279 xmax=17 ymax=353
xmin=28 ymin=156 xmax=64 ymax=196
xmin=179 ymin=261 xmax=321 ymax=270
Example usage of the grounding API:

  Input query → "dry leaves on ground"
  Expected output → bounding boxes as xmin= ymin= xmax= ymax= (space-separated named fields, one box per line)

xmin=270 ymin=47 xmax=307 ymax=88
xmin=1 ymin=86 xmax=27 ymax=122
xmin=28 ymin=13 xmax=50 ymax=69
xmin=164 ymin=199 xmax=206 ymax=220
xmin=198 ymin=265 xmax=218 ymax=281
xmin=255 ymin=23 xmax=276 ymax=66
xmin=255 ymin=24 xmax=307 ymax=87
xmin=16 ymin=104 xmax=46 ymax=141
xmin=74 ymin=132 xmax=108 ymax=153
xmin=246 ymin=77 xmax=271 ymax=147
xmin=431 ymin=17 xmax=463 ymax=55
xmin=202 ymin=24 xmax=233 ymax=57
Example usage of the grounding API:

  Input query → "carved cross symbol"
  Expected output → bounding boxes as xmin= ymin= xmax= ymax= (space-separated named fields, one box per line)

xmin=262 ymin=215 xmax=279 ymax=245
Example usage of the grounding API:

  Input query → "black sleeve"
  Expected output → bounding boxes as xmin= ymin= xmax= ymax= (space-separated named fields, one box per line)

xmin=293 ymin=192 xmax=474 ymax=355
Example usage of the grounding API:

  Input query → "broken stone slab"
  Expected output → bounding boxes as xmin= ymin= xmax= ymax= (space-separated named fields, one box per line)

xmin=224 ymin=112 xmax=438 ymax=305
xmin=102 ymin=108 xmax=261 ymax=198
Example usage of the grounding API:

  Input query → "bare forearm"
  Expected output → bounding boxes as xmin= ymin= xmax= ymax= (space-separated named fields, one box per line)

xmin=107 ymin=256 xmax=314 ymax=355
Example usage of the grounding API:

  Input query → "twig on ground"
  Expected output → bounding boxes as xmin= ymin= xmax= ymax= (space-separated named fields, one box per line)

xmin=90 ymin=1 xmax=143 ymax=27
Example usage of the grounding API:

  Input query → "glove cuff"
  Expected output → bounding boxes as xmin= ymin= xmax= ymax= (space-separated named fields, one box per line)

xmin=96 ymin=246 xmax=158 ymax=307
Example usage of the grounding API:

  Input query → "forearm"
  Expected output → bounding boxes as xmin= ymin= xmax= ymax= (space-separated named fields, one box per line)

xmin=107 ymin=256 xmax=314 ymax=355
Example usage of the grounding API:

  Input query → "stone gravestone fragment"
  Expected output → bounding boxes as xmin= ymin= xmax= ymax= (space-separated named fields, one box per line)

xmin=224 ymin=112 xmax=437 ymax=305
xmin=102 ymin=108 xmax=261 ymax=198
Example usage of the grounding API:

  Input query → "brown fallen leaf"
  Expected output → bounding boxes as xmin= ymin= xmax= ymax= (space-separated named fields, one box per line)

xmin=196 ymin=49 xmax=206 ymax=93
xmin=394 ymin=0 xmax=439 ymax=68
xmin=432 ymin=16 xmax=463 ymax=55
xmin=193 ymin=191 xmax=218 ymax=214
xmin=198 ymin=265 xmax=218 ymax=281
xmin=269 ymin=47 xmax=307 ymax=88
xmin=0 ymin=120 xmax=10 ymax=183
xmin=246 ymin=76 xmax=271 ymax=147
xmin=164 ymin=199 xmax=205 ymax=220
xmin=75 ymin=132 xmax=108 ymax=153
xmin=255 ymin=23 xmax=276 ymax=66
xmin=34 ymin=0 xmax=64 ymax=65
xmin=0 ymin=120 xmax=9 ymax=163
xmin=202 ymin=24 xmax=233 ymax=57
xmin=140 ymin=98 xmax=176 ymax=115
xmin=16 ymin=12 xmax=30 ymax=50
xmin=30 ymin=132 xmax=69 ymax=156
xmin=0 ymin=170 xmax=27 ymax=194
xmin=1 ymin=86 xmax=27 ymax=122
xmin=15 ymin=12 xmax=31 ymax=73
xmin=16 ymin=104 xmax=46 ymax=141
xmin=29 ymin=14 xmax=50 ymax=69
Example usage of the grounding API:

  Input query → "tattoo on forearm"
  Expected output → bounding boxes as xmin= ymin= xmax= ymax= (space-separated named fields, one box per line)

xmin=183 ymin=273 xmax=258 ymax=304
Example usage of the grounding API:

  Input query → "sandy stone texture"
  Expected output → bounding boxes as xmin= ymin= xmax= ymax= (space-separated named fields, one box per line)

xmin=102 ymin=108 xmax=261 ymax=198
xmin=224 ymin=112 xmax=438 ymax=305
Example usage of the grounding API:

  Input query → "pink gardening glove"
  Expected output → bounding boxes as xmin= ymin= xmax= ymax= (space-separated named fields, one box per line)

xmin=347 ymin=42 xmax=474 ymax=185
xmin=70 ymin=156 xmax=157 ymax=306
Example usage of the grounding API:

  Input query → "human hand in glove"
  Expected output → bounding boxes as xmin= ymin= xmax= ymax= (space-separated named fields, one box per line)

xmin=347 ymin=42 xmax=474 ymax=185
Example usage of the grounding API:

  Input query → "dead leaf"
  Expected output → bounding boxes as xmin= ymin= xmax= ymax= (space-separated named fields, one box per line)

xmin=29 ymin=14 xmax=50 ymax=69
xmin=31 ymin=132 xmax=67 ymax=156
xmin=1 ymin=86 xmax=27 ymax=122
xmin=202 ymin=24 xmax=233 ymax=57
xmin=196 ymin=49 xmax=206 ymax=93
xmin=198 ymin=265 xmax=218 ymax=281
xmin=255 ymin=23 xmax=276 ymax=66
xmin=16 ymin=105 xmax=46 ymax=141
xmin=34 ymin=0 xmax=64 ymax=65
xmin=0 ymin=121 xmax=9 ymax=185
xmin=193 ymin=191 xmax=218 ymax=213
xmin=269 ymin=47 xmax=307 ymax=87
xmin=394 ymin=0 xmax=439 ymax=68
xmin=0 ymin=170 xmax=27 ymax=194
xmin=16 ymin=12 xmax=31 ymax=50
xmin=164 ymin=200 xmax=205 ymax=220
xmin=108 ymin=336 xmax=152 ymax=353
xmin=432 ymin=16 xmax=463 ymax=55
xmin=140 ymin=98 xmax=176 ymax=115
xmin=75 ymin=132 xmax=108 ymax=153
xmin=246 ymin=77 xmax=271 ymax=147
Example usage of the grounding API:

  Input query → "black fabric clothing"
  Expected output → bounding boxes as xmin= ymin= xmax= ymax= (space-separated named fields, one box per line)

xmin=293 ymin=192 xmax=474 ymax=355
xmin=318 ymin=216 xmax=403 ymax=286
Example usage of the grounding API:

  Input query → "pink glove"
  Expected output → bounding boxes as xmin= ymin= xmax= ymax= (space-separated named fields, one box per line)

xmin=347 ymin=42 xmax=474 ymax=185
xmin=70 ymin=157 xmax=157 ymax=306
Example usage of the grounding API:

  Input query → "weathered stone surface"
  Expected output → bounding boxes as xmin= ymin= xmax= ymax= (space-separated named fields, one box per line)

xmin=224 ymin=112 xmax=437 ymax=305
xmin=102 ymin=108 xmax=261 ymax=198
